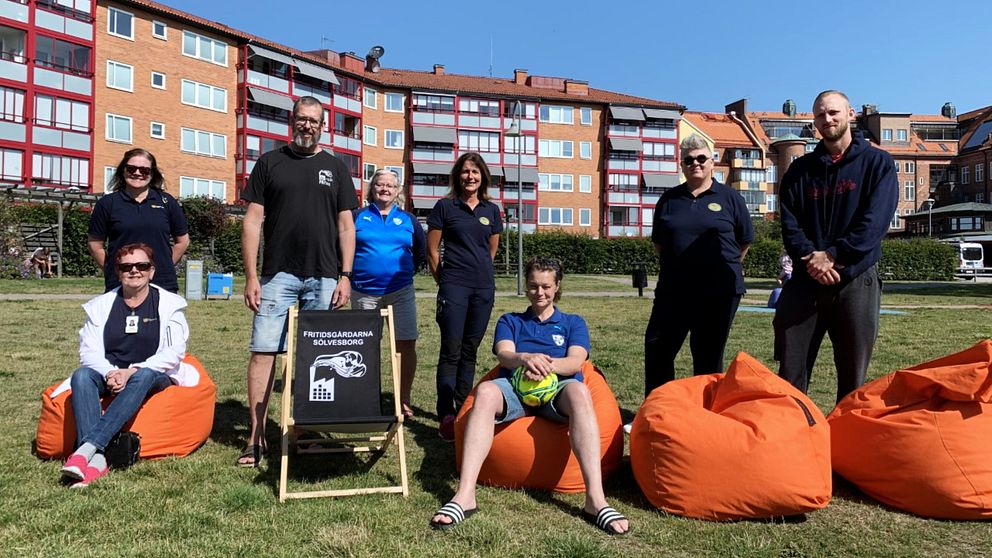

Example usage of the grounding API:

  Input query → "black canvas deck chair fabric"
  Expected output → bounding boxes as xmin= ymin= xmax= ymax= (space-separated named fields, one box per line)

xmin=278 ymin=307 xmax=409 ymax=501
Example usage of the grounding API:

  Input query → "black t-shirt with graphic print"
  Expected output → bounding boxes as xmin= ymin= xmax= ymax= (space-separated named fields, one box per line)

xmin=242 ymin=146 xmax=359 ymax=278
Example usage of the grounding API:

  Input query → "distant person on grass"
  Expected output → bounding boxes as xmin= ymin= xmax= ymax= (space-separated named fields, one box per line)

xmin=429 ymin=257 xmax=630 ymax=536
xmin=27 ymin=247 xmax=53 ymax=278
xmin=774 ymin=90 xmax=898 ymax=403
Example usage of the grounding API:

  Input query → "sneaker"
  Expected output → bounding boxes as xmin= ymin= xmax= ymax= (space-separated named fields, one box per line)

xmin=60 ymin=454 xmax=88 ymax=481
xmin=439 ymin=415 xmax=456 ymax=442
xmin=70 ymin=463 xmax=109 ymax=489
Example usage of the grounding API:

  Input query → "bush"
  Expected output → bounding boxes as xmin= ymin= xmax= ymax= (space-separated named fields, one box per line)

xmin=10 ymin=203 xmax=100 ymax=277
xmin=213 ymin=217 xmax=243 ymax=273
xmin=180 ymin=196 xmax=229 ymax=271
xmin=743 ymin=239 xmax=784 ymax=278
xmin=880 ymin=238 xmax=956 ymax=281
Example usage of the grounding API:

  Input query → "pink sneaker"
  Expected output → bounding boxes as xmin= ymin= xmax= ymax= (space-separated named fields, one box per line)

xmin=70 ymin=463 xmax=109 ymax=489
xmin=439 ymin=415 xmax=456 ymax=442
xmin=60 ymin=454 xmax=88 ymax=481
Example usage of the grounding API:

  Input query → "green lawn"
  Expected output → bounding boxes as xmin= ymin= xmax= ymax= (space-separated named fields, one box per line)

xmin=1 ymin=285 xmax=991 ymax=556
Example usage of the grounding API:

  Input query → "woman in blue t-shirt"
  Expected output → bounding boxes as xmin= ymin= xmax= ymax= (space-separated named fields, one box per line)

xmin=352 ymin=169 xmax=426 ymax=417
xmin=426 ymin=153 xmax=502 ymax=441
xmin=428 ymin=257 xmax=630 ymax=535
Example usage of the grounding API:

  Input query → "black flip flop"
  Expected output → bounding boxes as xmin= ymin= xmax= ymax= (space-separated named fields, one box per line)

xmin=583 ymin=506 xmax=630 ymax=536
xmin=429 ymin=501 xmax=478 ymax=531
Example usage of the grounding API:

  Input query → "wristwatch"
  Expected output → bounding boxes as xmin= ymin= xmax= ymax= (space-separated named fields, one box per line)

xmin=340 ymin=271 xmax=353 ymax=279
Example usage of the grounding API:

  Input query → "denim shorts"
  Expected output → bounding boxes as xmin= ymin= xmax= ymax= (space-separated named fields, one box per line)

xmin=249 ymin=272 xmax=337 ymax=352
xmin=351 ymin=284 xmax=418 ymax=341
xmin=490 ymin=376 xmax=579 ymax=424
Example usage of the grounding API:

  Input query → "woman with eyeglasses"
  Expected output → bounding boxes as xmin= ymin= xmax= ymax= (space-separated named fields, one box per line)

xmin=643 ymin=133 xmax=754 ymax=397
xmin=88 ymin=148 xmax=190 ymax=293
xmin=351 ymin=169 xmax=426 ymax=417
xmin=59 ymin=243 xmax=191 ymax=488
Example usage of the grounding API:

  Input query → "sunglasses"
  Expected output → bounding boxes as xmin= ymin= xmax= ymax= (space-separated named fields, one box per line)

xmin=125 ymin=164 xmax=152 ymax=177
xmin=117 ymin=261 xmax=153 ymax=272
xmin=682 ymin=154 xmax=710 ymax=166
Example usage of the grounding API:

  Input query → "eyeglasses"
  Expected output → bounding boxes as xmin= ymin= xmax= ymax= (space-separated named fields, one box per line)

xmin=682 ymin=154 xmax=710 ymax=166
xmin=125 ymin=164 xmax=152 ymax=177
xmin=117 ymin=261 xmax=153 ymax=272
xmin=294 ymin=116 xmax=322 ymax=127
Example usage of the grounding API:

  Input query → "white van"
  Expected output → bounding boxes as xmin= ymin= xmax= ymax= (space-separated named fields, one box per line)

xmin=948 ymin=242 xmax=984 ymax=270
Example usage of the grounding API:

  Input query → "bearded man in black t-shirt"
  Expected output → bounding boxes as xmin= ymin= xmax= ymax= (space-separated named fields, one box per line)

xmin=236 ymin=95 xmax=359 ymax=467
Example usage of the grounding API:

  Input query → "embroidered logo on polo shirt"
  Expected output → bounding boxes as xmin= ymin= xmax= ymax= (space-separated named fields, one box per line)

xmin=318 ymin=169 xmax=334 ymax=186
xmin=707 ymin=203 xmax=722 ymax=212
xmin=552 ymin=334 xmax=565 ymax=347
xmin=151 ymin=204 xmax=164 ymax=209
xmin=479 ymin=217 xmax=490 ymax=225
xmin=393 ymin=217 xmax=403 ymax=225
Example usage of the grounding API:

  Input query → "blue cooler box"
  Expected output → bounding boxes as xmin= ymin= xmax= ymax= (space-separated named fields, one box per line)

xmin=206 ymin=273 xmax=234 ymax=299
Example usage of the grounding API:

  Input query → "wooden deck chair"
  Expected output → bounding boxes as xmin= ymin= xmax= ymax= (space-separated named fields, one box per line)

xmin=278 ymin=307 xmax=408 ymax=501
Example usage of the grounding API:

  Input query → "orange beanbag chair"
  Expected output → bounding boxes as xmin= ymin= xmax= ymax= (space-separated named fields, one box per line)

xmin=35 ymin=354 xmax=216 ymax=460
xmin=454 ymin=361 xmax=623 ymax=493
xmin=828 ymin=340 xmax=992 ymax=520
xmin=630 ymin=352 xmax=832 ymax=520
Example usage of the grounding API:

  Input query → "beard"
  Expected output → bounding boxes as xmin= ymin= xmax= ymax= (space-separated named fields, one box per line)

xmin=292 ymin=129 xmax=320 ymax=150
xmin=820 ymin=119 xmax=849 ymax=141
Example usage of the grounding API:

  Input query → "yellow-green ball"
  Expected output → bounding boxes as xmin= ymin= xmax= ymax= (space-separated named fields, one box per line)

xmin=511 ymin=366 xmax=559 ymax=407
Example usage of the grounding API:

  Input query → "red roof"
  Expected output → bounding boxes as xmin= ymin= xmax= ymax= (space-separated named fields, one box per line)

xmin=683 ymin=112 xmax=755 ymax=147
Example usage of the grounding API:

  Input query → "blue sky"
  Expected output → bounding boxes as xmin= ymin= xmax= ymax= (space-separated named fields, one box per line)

xmin=164 ymin=0 xmax=992 ymax=115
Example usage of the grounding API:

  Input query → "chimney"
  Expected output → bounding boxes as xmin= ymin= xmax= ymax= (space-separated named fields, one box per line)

xmin=340 ymin=51 xmax=364 ymax=73
xmin=514 ymin=68 xmax=528 ymax=85
xmin=433 ymin=64 xmax=444 ymax=75
xmin=862 ymin=104 xmax=877 ymax=116
xmin=564 ymin=79 xmax=588 ymax=96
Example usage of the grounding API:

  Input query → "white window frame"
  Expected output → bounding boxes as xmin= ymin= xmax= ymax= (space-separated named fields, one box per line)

xmin=905 ymin=161 xmax=916 ymax=173
xmin=538 ymin=207 xmax=574 ymax=226
xmin=363 ymin=162 xmax=376 ymax=181
xmin=105 ymin=113 xmax=132 ymax=143
xmin=107 ymin=7 xmax=134 ymax=41
xmin=181 ymin=30 xmax=228 ymax=66
xmin=150 ymin=71 xmax=166 ymax=90
xmin=363 ymin=87 xmax=377 ymax=109
xmin=580 ymin=141 xmax=592 ymax=160
xmin=363 ymin=125 xmax=377 ymax=146
xmin=579 ymin=208 xmax=591 ymax=226
xmin=580 ymin=107 xmax=592 ymax=126
xmin=976 ymin=163 xmax=984 ymax=183
xmin=904 ymin=180 xmax=915 ymax=201
xmin=180 ymin=79 xmax=227 ymax=113
xmin=579 ymin=175 xmax=592 ymax=193
xmin=538 ymin=139 xmax=574 ymax=159
xmin=897 ymin=129 xmax=908 ymax=142
xmin=106 ymin=60 xmax=133 ymax=92
xmin=538 ymin=173 xmax=574 ymax=192
xmin=151 ymin=20 xmax=167 ymax=40
xmin=539 ymin=105 xmax=574 ymax=124
xmin=180 ymin=127 xmax=227 ymax=158
xmin=179 ymin=175 xmax=226 ymax=201
xmin=385 ymin=165 xmax=404 ymax=184
xmin=384 ymin=129 xmax=404 ymax=149
xmin=103 ymin=166 xmax=115 ymax=193
xmin=149 ymin=121 xmax=165 ymax=139
xmin=882 ymin=129 xmax=893 ymax=141
xmin=385 ymin=92 xmax=404 ymax=113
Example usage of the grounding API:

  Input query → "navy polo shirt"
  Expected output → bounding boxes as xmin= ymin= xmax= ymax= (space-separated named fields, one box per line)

xmin=493 ymin=307 xmax=591 ymax=381
xmin=89 ymin=189 xmax=189 ymax=293
xmin=652 ymin=180 xmax=754 ymax=295
xmin=426 ymin=197 xmax=502 ymax=288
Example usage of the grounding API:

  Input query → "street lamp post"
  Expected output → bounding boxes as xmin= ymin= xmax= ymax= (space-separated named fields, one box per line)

xmin=926 ymin=197 xmax=936 ymax=237
xmin=505 ymin=101 xmax=524 ymax=296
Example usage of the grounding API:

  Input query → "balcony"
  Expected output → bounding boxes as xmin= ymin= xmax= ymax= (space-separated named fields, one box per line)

xmin=411 ymin=109 xmax=455 ymax=126
xmin=31 ymin=121 xmax=91 ymax=151
xmin=34 ymin=0 xmax=93 ymax=41
xmin=239 ymin=112 xmax=289 ymax=137
xmin=458 ymin=113 xmax=501 ymax=129
xmin=0 ymin=0 xmax=28 ymax=23
xmin=732 ymin=158 xmax=764 ymax=169
xmin=33 ymin=63 xmax=92 ymax=96
xmin=243 ymin=69 xmax=289 ymax=93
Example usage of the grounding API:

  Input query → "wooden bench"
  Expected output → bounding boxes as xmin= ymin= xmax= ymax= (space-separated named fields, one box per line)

xmin=19 ymin=223 xmax=61 ymax=276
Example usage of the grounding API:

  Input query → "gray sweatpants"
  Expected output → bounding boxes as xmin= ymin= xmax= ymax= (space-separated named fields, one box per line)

xmin=773 ymin=265 xmax=882 ymax=403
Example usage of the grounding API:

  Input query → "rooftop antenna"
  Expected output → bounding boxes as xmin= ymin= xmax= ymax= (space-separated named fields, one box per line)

xmin=489 ymin=34 xmax=493 ymax=77
xmin=320 ymin=35 xmax=334 ymax=50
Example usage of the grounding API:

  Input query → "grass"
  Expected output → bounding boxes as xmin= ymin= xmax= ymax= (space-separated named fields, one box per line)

xmin=0 ymin=281 xmax=991 ymax=556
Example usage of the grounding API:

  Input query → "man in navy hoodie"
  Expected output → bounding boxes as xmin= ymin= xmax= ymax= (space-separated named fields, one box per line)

xmin=774 ymin=90 xmax=899 ymax=403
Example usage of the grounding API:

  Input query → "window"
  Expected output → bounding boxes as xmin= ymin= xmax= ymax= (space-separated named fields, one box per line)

xmin=179 ymin=176 xmax=226 ymax=200
xmin=363 ymin=163 xmax=376 ymax=181
xmin=0 ymin=86 xmax=25 ymax=123
xmin=904 ymin=180 xmax=915 ymax=201
xmin=538 ymin=173 xmax=574 ymax=192
xmin=580 ymin=107 xmax=592 ymax=126
xmin=103 ymin=166 xmax=114 ymax=193
xmin=766 ymin=164 xmax=778 ymax=183
xmin=385 ymin=92 xmax=404 ymax=112
xmin=608 ymin=173 xmax=638 ymax=191
xmin=580 ymin=141 xmax=592 ymax=160
xmin=976 ymin=163 xmax=984 ymax=183
xmin=890 ymin=211 xmax=900 ymax=229
xmin=106 ymin=60 xmax=133 ymax=92
xmin=905 ymin=161 xmax=915 ymax=173
xmin=961 ymin=166 xmax=970 ymax=184
xmin=579 ymin=208 xmax=591 ymax=226
xmin=977 ymin=193 xmax=985 ymax=204
xmin=34 ymin=94 xmax=88 ymax=131
xmin=363 ymin=87 xmax=377 ymax=109
xmin=458 ymin=98 xmax=498 ymax=116
xmin=151 ymin=21 xmax=167 ymax=40
xmin=32 ymin=152 xmax=88 ymax=187
xmin=180 ymin=79 xmax=227 ymax=112
xmin=538 ymin=139 xmax=573 ymax=158
xmin=459 ymin=130 xmax=501 ymax=153
xmin=151 ymin=71 xmax=166 ymax=90
xmin=414 ymin=94 xmax=455 ymax=113
xmin=539 ymin=105 xmax=574 ymax=124
xmin=385 ymin=165 xmax=404 ymax=184
xmin=713 ymin=150 xmax=720 ymax=162
xmin=643 ymin=142 xmax=675 ymax=159
xmin=538 ymin=207 xmax=574 ymax=225
xmin=503 ymin=135 xmax=535 ymax=154
xmin=579 ymin=175 xmax=592 ymax=193
xmin=363 ymin=125 xmax=377 ymax=146
xmin=714 ymin=171 xmax=726 ymax=182
xmin=150 ymin=122 xmax=165 ymax=139
xmin=107 ymin=7 xmax=134 ymax=40
xmin=105 ymin=113 xmax=132 ymax=143
xmin=897 ymin=129 xmax=908 ymax=142
xmin=766 ymin=193 xmax=778 ymax=212
xmin=1 ymin=148 xmax=23 ymax=182
xmin=384 ymin=129 xmax=404 ymax=149
xmin=180 ymin=128 xmax=226 ymax=158
xmin=34 ymin=36 xmax=91 ymax=75
xmin=882 ymin=129 xmax=893 ymax=141
xmin=181 ymin=30 xmax=227 ymax=66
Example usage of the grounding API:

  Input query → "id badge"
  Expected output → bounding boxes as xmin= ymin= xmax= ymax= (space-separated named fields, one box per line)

xmin=125 ymin=315 xmax=139 ymax=334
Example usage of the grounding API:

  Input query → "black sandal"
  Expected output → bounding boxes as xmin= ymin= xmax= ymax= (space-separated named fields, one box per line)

xmin=236 ymin=444 xmax=266 ymax=468
xmin=429 ymin=501 xmax=478 ymax=531
xmin=583 ymin=506 xmax=630 ymax=536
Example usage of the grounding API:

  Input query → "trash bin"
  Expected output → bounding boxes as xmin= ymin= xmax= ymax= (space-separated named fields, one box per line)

xmin=206 ymin=273 xmax=234 ymax=300
xmin=632 ymin=262 xmax=648 ymax=297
